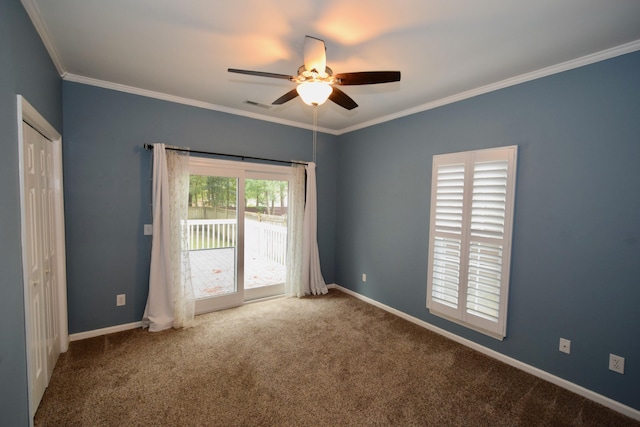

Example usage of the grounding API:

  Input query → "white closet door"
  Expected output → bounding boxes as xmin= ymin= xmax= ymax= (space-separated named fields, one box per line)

xmin=22 ymin=122 xmax=48 ymax=412
xmin=42 ymin=136 xmax=60 ymax=380
xmin=19 ymin=96 xmax=68 ymax=421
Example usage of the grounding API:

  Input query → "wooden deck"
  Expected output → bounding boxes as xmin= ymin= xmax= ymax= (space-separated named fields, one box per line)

xmin=189 ymin=248 xmax=286 ymax=298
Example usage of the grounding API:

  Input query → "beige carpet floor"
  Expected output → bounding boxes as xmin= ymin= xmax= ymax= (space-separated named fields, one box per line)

xmin=35 ymin=289 xmax=639 ymax=426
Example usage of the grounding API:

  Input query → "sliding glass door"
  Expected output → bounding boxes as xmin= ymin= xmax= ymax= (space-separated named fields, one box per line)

xmin=188 ymin=157 xmax=292 ymax=314
xmin=244 ymin=175 xmax=289 ymax=301
xmin=189 ymin=167 xmax=244 ymax=313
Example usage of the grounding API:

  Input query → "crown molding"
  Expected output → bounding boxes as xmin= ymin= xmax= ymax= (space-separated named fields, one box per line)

xmin=63 ymin=74 xmax=339 ymax=135
xmin=61 ymin=34 xmax=640 ymax=136
xmin=338 ymin=39 xmax=640 ymax=135
xmin=21 ymin=0 xmax=640 ymax=137
xmin=20 ymin=0 xmax=66 ymax=76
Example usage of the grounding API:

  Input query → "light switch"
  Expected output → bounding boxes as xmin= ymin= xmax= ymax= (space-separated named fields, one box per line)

xmin=144 ymin=224 xmax=153 ymax=235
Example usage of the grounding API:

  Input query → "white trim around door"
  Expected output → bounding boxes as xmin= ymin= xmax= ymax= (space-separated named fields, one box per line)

xmin=17 ymin=95 xmax=69 ymax=422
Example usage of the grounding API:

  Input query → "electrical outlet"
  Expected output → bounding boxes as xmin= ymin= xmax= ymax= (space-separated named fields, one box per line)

xmin=362 ymin=273 xmax=367 ymax=282
xmin=609 ymin=354 xmax=625 ymax=374
xmin=116 ymin=294 xmax=126 ymax=307
xmin=144 ymin=224 xmax=153 ymax=235
xmin=559 ymin=338 xmax=571 ymax=354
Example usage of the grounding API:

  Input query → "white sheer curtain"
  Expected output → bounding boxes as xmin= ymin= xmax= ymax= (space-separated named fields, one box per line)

xmin=285 ymin=162 xmax=328 ymax=297
xmin=285 ymin=165 xmax=304 ymax=297
xmin=142 ymin=144 xmax=195 ymax=331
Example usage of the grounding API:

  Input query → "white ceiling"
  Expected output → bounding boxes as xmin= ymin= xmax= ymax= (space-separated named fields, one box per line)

xmin=23 ymin=0 xmax=640 ymax=134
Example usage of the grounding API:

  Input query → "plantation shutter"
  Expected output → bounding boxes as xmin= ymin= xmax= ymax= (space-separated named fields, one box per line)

xmin=427 ymin=146 xmax=517 ymax=339
xmin=428 ymin=154 xmax=467 ymax=321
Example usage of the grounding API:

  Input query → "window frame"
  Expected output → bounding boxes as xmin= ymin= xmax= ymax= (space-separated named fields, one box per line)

xmin=426 ymin=145 xmax=518 ymax=340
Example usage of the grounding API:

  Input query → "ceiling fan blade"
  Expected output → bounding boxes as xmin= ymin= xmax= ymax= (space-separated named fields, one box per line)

xmin=228 ymin=68 xmax=295 ymax=81
xmin=329 ymin=87 xmax=358 ymax=110
xmin=303 ymin=36 xmax=326 ymax=74
xmin=335 ymin=71 xmax=401 ymax=85
xmin=272 ymin=89 xmax=299 ymax=105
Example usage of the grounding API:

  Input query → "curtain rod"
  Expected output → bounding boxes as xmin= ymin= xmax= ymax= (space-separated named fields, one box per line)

xmin=143 ymin=143 xmax=308 ymax=166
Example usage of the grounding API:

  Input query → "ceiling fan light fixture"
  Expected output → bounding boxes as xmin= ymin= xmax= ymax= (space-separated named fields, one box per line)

xmin=296 ymin=81 xmax=333 ymax=106
xmin=229 ymin=36 xmax=400 ymax=110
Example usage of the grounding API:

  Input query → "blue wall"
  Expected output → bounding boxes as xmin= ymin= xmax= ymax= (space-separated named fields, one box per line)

xmin=0 ymin=0 xmax=62 ymax=425
xmin=335 ymin=51 xmax=640 ymax=410
xmin=62 ymin=82 xmax=338 ymax=333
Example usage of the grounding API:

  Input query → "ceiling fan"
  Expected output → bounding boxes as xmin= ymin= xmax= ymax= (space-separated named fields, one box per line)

xmin=228 ymin=36 xmax=401 ymax=110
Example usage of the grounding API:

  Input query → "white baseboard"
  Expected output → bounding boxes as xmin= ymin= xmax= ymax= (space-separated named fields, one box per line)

xmin=330 ymin=284 xmax=640 ymax=421
xmin=66 ymin=286 xmax=639 ymax=420
xmin=69 ymin=321 xmax=142 ymax=341
xmin=71 ymin=286 xmax=336 ymax=342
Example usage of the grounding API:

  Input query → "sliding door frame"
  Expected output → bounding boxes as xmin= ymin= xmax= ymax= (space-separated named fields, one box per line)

xmin=188 ymin=156 xmax=294 ymax=314
xmin=243 ymin=170 xmax=292 ymax=302
xmin=189 ymin=162 xmax=245 ymax=314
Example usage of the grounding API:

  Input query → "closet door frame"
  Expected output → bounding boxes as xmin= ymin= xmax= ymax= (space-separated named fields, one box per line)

xmin=17 ymin=95 xmax=69 ymax=420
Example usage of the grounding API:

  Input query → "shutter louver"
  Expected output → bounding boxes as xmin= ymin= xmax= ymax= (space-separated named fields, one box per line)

xmin=430 ymin=163 xmax=465 ymax=309
xmin=466 ymin=242 xmax=502 ymax=321
xmin=466 ymin=160 xmax=508 ymax=323
xmin=434 ymin=164 xmax=464 ymax=234
xmin=431 ymin=237 xmax=461 ymax=309
xmin=470 ymin=161 xmax=507 ymax=239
